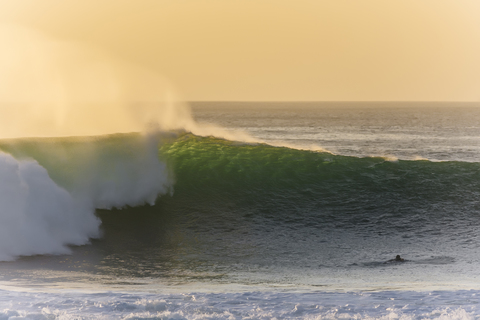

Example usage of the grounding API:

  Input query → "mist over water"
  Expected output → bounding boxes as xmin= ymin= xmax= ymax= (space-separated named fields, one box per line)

xmin=0 ymin=25 xmax=193 ymax=261
xmin=0 ymin=24 xmax=254 ymax=141
xmin=0 ymin=24 xmax=194 ymax=138
xmin=0 ymin=25 xmax=257 ymax=261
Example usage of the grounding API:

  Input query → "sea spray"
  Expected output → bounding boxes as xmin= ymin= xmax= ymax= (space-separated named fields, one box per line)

xmin=0 ymin=25 xmax=252 ymax=142
xmin=73 ymin=133 xmax=173 ymax=209
xmin=0 ymin=24 xmax=192 ymax=138
xmin=0 ymin=152 xmax=99 ymax=261
xmin=0 ymin=132 xmax=173 ymax=261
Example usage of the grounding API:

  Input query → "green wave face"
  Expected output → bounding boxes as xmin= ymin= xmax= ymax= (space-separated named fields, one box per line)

xmin=160 ymin=134 xmax=480 ymax=217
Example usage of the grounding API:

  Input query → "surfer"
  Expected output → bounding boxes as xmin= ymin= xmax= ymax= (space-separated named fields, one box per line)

xmin=385 ymin=255 xmax=405 ymax=263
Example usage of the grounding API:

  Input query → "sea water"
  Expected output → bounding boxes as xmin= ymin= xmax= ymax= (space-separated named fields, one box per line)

xmin=0 ymin=102 xmax=479 ymax=319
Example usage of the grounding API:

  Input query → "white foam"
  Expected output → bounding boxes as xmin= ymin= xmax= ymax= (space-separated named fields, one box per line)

xmin=0 ymin=152 xmax=99 ymax=261
xmin=0 ymin=290 xmax=477 ymax=320
xmin=71 ymin=134 xmax=173 ymax=210
xmin=0 ymin=133 xmax=173 ymax=261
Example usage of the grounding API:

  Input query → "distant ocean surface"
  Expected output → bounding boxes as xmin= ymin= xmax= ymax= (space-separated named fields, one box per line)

xmin=0 ymin=102 xmax=480 ymax=319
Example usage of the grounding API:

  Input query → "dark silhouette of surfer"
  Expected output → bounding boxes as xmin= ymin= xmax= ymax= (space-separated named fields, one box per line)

xmin=385 ymin=255 xmax=405 ymax=263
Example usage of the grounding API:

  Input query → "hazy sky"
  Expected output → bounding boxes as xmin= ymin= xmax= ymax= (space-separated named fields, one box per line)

xmin=1 ymin=0 xmax=480 ymax=101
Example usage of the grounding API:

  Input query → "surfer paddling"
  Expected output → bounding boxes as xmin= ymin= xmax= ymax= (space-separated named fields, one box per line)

xmin=385 ymin=255 xmax=405 ymax=263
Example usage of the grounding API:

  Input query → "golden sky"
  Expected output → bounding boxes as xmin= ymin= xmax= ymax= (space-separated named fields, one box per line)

xmin=1 ymin=0 xmax=480 ymax=101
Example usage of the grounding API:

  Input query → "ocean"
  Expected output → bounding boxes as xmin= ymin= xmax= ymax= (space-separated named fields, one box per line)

xmin=0 ymin=101 xmax=480 ymax=319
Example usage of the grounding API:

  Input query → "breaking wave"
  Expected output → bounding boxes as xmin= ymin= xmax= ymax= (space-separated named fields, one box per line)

xmin=0 ymin=133 xmax=172 ymax=261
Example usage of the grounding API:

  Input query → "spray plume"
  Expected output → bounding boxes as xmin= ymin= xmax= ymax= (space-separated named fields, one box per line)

xmin=0 ymin=24 xmax=229 ymax=260
xmin=0 ymin=24 xmax=259 ymax=260
xmin=0 ymin=24 xmax=193 ymax=138
xmin=0 ymin=24 xmax=256 ymax=142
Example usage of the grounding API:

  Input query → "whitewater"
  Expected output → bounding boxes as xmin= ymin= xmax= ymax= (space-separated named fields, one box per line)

xmin=0 ymin=102 xmax=480 ymax=319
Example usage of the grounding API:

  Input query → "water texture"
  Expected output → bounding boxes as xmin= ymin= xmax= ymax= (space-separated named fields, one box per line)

xmin=0 ymin=103 xmax=479 ymax=318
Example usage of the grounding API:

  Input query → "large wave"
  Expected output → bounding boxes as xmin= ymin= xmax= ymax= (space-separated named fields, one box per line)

xmin=2 ymin=131 xmax=480 ymax=262
xmin=159 ymin=133 xmax=480 ymax=236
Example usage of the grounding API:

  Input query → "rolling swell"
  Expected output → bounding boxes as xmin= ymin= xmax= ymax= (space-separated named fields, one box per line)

xmin=160 ymin=134 xmax=480 ymax=231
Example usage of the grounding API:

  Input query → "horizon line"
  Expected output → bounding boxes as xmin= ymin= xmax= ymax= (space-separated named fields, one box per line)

xmin=188 ymin=100 xmax=480 ymax=103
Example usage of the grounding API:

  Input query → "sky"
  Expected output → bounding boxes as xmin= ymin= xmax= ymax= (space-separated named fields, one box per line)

xmin=1 ymin=0 xmax=480 ymax=102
